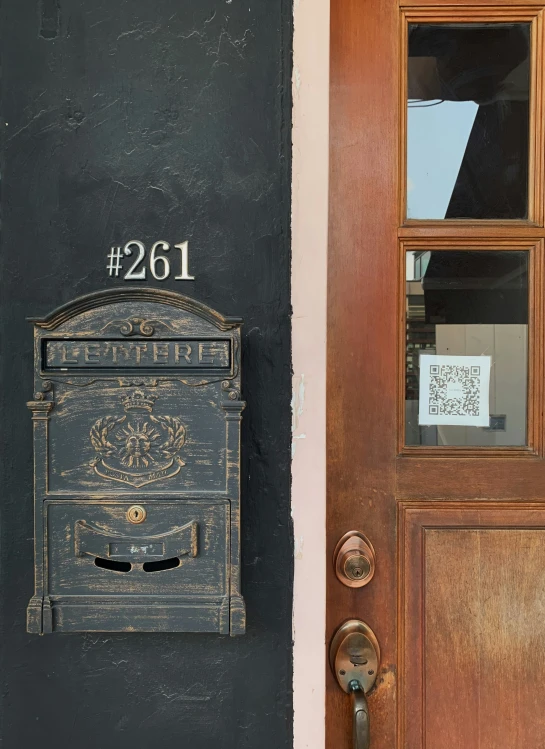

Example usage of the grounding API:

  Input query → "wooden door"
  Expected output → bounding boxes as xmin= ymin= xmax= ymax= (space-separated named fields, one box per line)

xmin=327 ymin=0 xmax=545 ymax=747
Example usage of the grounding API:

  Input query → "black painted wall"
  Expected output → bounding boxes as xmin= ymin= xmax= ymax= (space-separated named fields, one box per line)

xmin=0 ymin=2 xmax=292 ymax=747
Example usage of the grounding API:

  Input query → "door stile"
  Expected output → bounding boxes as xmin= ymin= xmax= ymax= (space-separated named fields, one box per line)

xmin=327 ymin=0 xmax=400 ymax=746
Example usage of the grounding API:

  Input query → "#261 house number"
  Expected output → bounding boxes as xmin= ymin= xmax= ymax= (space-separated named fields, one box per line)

xmin=107 ymin=240 xmax=195 ymax=281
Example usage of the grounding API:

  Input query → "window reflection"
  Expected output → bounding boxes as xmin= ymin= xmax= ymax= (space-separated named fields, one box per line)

xmin=407 ymin=24 xmax=530 ymax=220
xmin=405 ymin=250 xmax=528 ymax=446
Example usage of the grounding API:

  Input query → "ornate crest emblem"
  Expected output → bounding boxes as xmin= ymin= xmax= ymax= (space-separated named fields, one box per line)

xmin=90 ymin=390 xmax=186 ymax=487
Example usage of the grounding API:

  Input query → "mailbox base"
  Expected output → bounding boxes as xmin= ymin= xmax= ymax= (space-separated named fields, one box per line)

xmin=27 ymin=595 xmax=246 ymax=636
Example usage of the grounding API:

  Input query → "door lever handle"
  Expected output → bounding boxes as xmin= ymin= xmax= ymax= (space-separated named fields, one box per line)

xmin=350 ymin=681 xmax=370 ymax=749
xmin=330 ymin=620 xmax=380 ymax=749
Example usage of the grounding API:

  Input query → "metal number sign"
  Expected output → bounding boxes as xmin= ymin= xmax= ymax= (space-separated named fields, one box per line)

xmin=107 ymin=240 xmax=194 ymax=281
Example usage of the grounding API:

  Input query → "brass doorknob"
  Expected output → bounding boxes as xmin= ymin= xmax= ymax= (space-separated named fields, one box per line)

xmin=334 ymin=531 xmax=375 ymax=588
xmin=330 ymin=619 xmax=380 ymax=749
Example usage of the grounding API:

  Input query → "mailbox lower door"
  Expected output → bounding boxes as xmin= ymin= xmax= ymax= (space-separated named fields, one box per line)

xmin=41 ymin=500 xmax=231 ymax=633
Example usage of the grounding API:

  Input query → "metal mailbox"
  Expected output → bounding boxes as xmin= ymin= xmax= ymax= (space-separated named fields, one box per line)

xmin=27 ymin=288 xmax=245 ymax=635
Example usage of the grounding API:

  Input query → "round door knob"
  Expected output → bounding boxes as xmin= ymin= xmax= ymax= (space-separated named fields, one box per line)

xmin=334 ymin=531 xmax=376 ymax=588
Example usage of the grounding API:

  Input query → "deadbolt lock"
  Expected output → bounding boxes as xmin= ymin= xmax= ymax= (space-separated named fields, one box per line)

xmin=345 ymin=554 xmax=371 ymax=581
xmin=334 ymin=531 xmax=376 ymax=588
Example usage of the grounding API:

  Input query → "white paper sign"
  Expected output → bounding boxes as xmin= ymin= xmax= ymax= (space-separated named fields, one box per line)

xmin=418 ymin=354 xmax=491 ymax=427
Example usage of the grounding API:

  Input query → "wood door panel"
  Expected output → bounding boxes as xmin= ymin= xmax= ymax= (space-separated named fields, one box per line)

xmin=400 ymin=503 xmax=545 ymax=747
xmin=401 ymin=0 xmax=544 ymax=6
xmin=397 ymin=457 xmax=545 ymax=499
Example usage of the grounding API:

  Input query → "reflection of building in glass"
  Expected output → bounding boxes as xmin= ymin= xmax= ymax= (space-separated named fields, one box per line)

xmin=407 ymin=23 xmax=530 ymax=220
xmin=406 ymin=252 xmax=435 ymax=401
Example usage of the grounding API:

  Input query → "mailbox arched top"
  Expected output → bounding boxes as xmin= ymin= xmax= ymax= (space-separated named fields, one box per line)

xmin=28 ymin=288 xmax=242 ymax=332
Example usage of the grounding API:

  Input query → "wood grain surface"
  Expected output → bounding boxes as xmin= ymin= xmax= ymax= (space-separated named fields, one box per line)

xmin=328 ymin=0 xmax=399 ymax=745
xmin=400 ymin=504 xmax=545 ymax=747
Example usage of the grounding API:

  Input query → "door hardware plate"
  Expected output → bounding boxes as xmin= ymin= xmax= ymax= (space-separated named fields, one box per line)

xmin=330 ymin=619 xmax=380 ymax=694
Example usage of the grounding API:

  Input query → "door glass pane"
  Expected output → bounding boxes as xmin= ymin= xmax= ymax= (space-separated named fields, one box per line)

xmin=405 ymin=250 xmax=528 ymax=446
xmin=407 ymin=24 xmax=530 ymax=220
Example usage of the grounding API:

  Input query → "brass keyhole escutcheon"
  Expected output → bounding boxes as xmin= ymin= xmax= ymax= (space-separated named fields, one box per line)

xmin=334 ymin=531 xmax=376 ymax=588
xmin=127 ymin=505 xmax=147 ymax=524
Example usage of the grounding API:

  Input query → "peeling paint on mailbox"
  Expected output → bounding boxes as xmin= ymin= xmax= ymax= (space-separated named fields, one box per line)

xmin=27 ymin=287 xmax=245 ymax=636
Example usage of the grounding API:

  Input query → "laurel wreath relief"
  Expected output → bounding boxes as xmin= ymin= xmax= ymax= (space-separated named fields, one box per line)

xmin=149 ymin=415 xmax=187 ymax=463
xmin=90 ymin=415 xmax=186 ymax=469
xmin=90 ymin=416 xmax=126 ymax=458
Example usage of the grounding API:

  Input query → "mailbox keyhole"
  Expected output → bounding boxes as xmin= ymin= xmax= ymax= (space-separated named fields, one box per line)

xmin=143 ymin=557 xmax=180 ymax=573
xmin=95 ymin=557 xmax=132 ymax=573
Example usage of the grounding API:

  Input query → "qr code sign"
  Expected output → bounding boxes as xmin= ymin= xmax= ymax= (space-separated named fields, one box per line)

xmin=419 ymin=355 xmax=491 ymax=427
xmin=429 ymin=365 xmax=480 ymax=417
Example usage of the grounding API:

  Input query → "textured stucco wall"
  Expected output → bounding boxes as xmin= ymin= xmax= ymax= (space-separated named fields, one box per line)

xmin=0 ymin=2 xmax=293 ymax=746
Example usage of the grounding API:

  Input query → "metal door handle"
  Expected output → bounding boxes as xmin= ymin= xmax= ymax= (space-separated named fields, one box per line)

xmin=350 ymin=681 xmax=370 ymax=749
xmin=330 ymin=620 xmax=380 ymax=749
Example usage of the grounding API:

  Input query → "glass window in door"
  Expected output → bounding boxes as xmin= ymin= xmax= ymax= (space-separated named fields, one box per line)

xmin=407 ymin=24 xmax=530 ymax=220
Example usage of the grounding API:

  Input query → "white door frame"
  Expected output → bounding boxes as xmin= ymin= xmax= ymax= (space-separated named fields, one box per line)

xmin=292 ymin=1 xmax=329 ymax=747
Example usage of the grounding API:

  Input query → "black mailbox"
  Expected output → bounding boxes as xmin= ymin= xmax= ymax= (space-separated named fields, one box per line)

xmin=27 ymin=288 xmax=245 ymax=635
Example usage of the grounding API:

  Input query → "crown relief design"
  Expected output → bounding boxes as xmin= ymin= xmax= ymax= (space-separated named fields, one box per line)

xmin=89 ymin=389 xmax=186 ymax=488
xmin=121 ymin=389 xmax=157 ymax=413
